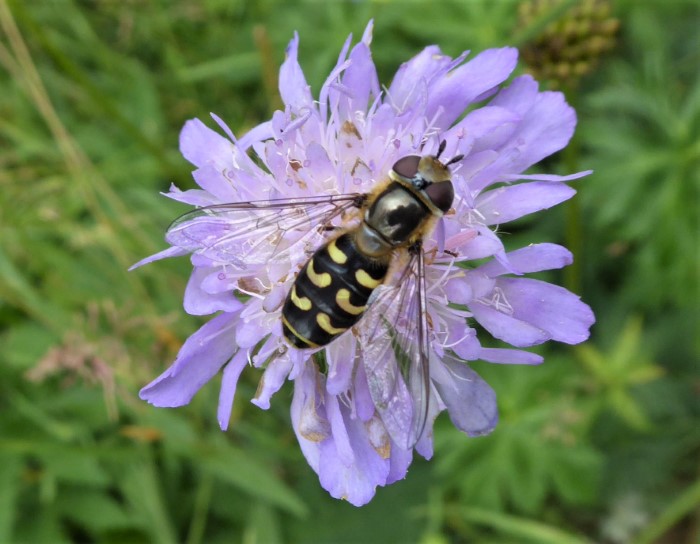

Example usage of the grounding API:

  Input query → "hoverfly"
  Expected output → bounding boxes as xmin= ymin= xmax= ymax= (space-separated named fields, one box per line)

xmin=166 ymin=140 xmax=463 ymax=449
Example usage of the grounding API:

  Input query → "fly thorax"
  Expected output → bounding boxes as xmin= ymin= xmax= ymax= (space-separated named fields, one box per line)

xmin=365 ymin=183 xmax=430 ymax=247
xmin=354 ymin=222 xmax=393 ymax=258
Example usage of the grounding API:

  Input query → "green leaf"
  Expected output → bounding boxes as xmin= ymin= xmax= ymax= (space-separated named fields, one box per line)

xmin=550 ymin=446 xmax=603 ymax=506
xmin=39 ymin=447 xmax=110 ymax=486
xmin=121 ymin=460 xmax=178 ymax=544
xmin=449 ymin=505 xmax=594 ymax=544
xmin=0 ymin=453 xmax=21 ymax=542
xmin=56 ymin=488 xmax=135 ymax=533
xmin=634 ymin=478 xmax=700 ymax=544
xmin=198 ymin=444 xmax=308 ymax=518
xmin=243 ymin=501 xmax=283 ymax=544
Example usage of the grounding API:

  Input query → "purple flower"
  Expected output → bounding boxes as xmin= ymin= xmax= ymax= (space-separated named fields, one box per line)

xmin=132 ymin=21 xmax=594 ymax=506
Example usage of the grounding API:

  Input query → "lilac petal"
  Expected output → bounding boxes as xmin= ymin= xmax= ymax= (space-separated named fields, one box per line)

xmin=184 ymin=268 xmax=243 ymax=316
xmin=470 ymin=82 xmax=578 ymax=194
xmin=304 ymin=142 xmax=336 ymax=191
xmin=163 ymin=185 xmax=218 ymax=207
xmin=475 ymin=182 xmax=576 ymax=225
xmin=451 ymin=327 xmax=482 ymax=362
xmin=500 ymin=278 xmax=595 ymax=344
xmin=140 ymin=312 xmax=238 ymax=407
xmin=456 ymin=269 xmax=496 ymax=301
xmin=360 ymin=19 xmax=374 ymax=45
xmin=444 ymin=275 xmax=473 ymax=305
xmin=456 ymin=226 xmax=504 ymax=260
xmin=445 ymin=106 xmax=520 ymax=155
xmin=501 ymin=170 xmax=593 ymax=182
xmin=251 ymin=353 xmax=294 ymax=409
xmin=477 ymin=243 xmax=573 ymax=277
xmin=478 ymin=347 xmax=544 ymax=365
xmin=386 ymin=439 xmax=413 ymax=485
xmin=326 ymin=332 xmax=355 ymax=395
xmin=319 ymin=58 xmax=352 ymax=123
xmin=470 ymin=301 xmax=550 ymax=347
xmin=191 ymin=164 xmax=239 ymax=202
xmin=353 ymin=359 xmax=375 ymax=422
xmin=507 ymin=90 xmax=577 ymax=172
xmin=317 ymin=405 xmax=390 ymax=506
xmin=179 ymin=118 xmax=233 ymax=170
xmin=161 ymin=187 xmax=220 ymax=208
xmin=431 ymin=355 xmax=498 ymax=436
xmin=388 ymin=45 xmax=451 ymax=108
xmin=426 ymin=47 xmax=518 ymax=129
xmin=325 ymin=393 xmax=355 ymax=466
xmin=337 ymin=38 xmax=379 ymax=119
xmin=129 ymin=246 xmax=187 ymax=271
xmin=291 ymin=363 xmax=325 ymax=472
xmin=237 ymin=119 xmax=274 ymax=151
xmin=297 ymin=363 xmax=330 ymax=443
xmin=446 ymin=227 xmax=502 ymax=260
xmin=490 ymin=74 xmax=539 ymax=115
xmin=209 ymin=112 xmax=237 ymax=142
xmin=415 ymin=386 xmax=443 ymax=460
xmin=279 ymin=32 xmax=313 ymax=110
xmin=217 ymin=349 xmax=250 ymax=430
xmin=236 ymin=317 xmax=267 ymax=349
xmin=456 ymin=149 xmax=498 ymax=188
xmin=473 ymin=92 xmax=576 ymax=192
xmin=364 ymin=415 xmax=390 ymax=461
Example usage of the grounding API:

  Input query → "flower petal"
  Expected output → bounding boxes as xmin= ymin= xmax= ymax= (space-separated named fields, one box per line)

xmin=325 ymin=393 xmax=355 ymax=466
xmin=129 ymin=246 xmax=187 ymax=271
xmin=140 ymin=312 xmax=238 ymax=407
xmin=431 ymin=355 xmax=498 ymax=436
xmin=251 ymin=353 xmax=294 ymax=410
xmin=477 ymin=243 xmax=573 ymax=277
xmin=500 ymin=278 xmax=595 ymax=344
xmin=279 ymin=32 xmax=313 ymax=110
xmin=337 ymin=37 xmax=379 ymax=119
xmin=426 ymin=47 xmax=518 ymax=129
xmin=217 ymin=349 xmax=250 ymax=430
xmin=470 ymin=301 xmax=550 ymax=347
xmin=388 ymin=45 xmax=452 ymax=109
xmin=445 ymin=106 xmax=520 ymax=155
xmin=501 ymin=170 xmax=593 ymax=182
xmin=179 ymin=118 xmax=233 ymax=170
xmin=475 ymin=182 xmax=576 ymax=225
xmin=326 ymin=332 xmax=356 ymax=395
xmin=478 ymin=347 xmax=544 ymax=365
xmin=184 ymin=268 xmax=243 ymax=316
xmin=317 ymin=405 xmax=390 ymax=507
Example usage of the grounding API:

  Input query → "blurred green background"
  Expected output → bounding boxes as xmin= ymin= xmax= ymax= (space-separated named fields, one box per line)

xmin=1 ymin=0 xmax=698 ymax=542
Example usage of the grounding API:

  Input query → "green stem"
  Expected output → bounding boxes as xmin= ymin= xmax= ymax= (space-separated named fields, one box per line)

xmin=186 ymin=471 xmax=214 ymax=544
xmin=563 ymin=86 xmax=583 ymax=295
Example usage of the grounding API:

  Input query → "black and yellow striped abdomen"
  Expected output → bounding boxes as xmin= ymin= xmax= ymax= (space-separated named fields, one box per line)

xmin=282 ymin=233 xmax=389 ymax=348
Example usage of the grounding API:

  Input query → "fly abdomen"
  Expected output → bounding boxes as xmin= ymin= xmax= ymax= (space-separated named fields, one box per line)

xmin=282 ymin=233 xmax=388 ymax=349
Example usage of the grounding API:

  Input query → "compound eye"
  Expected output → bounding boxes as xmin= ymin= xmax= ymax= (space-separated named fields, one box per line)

xmin=392 ymin=155 xmax=421 ymax=180
xmin=425 ymin=181 xmax=454 ymax=213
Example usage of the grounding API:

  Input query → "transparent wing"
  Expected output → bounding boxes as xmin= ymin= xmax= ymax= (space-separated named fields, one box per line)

xmin=358 ymin=244 xmax=430 ymax=450
xmin=165 ymin=194 xmax=364 ymax=268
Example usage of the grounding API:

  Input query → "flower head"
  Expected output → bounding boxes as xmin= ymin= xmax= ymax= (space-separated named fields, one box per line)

xmin=133 ymin=21 xmax=594 ymax=506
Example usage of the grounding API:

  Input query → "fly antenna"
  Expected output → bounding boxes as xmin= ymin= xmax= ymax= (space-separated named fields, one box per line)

xmin=436 ymin=140 xmax=447 ymax=159
xmin=446 ymin=154 xmax=464 ymax=167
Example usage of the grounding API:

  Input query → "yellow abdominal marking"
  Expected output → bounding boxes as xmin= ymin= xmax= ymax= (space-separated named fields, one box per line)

xmin=307 ymin=259 xmax=332 ymax=288
xmin=336 ymin=289 xmax=366 ymax=315
xmin=355 ymin=269 xmax=381 ymax=289
xmin=281 ymin=315 xmax=319 ymax=348
xmin=291 ymin=286 xmax=312 ymax=311
xmin=327 ymin=239 xmax=348 ymax=264
xmin=316 ymin=312 xmax=347 ymax=335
